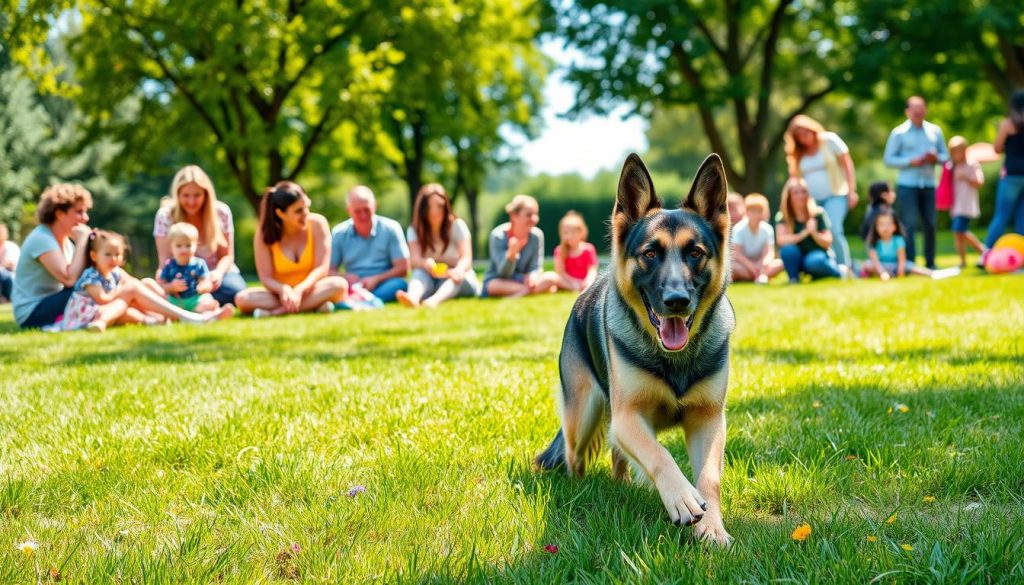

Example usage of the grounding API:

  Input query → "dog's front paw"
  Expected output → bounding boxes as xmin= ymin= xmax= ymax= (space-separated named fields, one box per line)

xmin=693 ymin=520 xmax=733 ymax=547
xmin=658 ymin=479 xmax=707 ymax=527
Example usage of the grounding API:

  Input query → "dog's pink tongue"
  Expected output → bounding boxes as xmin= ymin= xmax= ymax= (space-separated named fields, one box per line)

xmin=659 ymin=317 xmax=690 ymax=351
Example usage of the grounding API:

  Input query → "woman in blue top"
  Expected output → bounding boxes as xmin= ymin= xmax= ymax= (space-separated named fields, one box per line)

xmin=984 ymin=90 xmax=1024 ymax=252
xmin=11 ymin=184 xmax=93 ymax=327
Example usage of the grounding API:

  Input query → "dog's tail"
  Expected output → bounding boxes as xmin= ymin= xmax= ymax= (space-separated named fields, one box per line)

xmin=534 ymin=429 xmax=566 ymax=471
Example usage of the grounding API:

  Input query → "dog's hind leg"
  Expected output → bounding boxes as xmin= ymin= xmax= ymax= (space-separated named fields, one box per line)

xmin=559 ymin=354 xmax=607 ymax=479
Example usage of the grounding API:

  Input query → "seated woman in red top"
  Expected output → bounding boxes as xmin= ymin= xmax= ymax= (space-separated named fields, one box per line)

xmin=553 ymin=211 xmax=599 ymax=292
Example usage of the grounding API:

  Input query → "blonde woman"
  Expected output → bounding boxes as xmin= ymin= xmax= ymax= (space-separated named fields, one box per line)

xmin=483 ymin=194 xmax=559 ymax=297
xmin=775 ymin=178 xmax=842 ymax=283
xmin=785 ymin=115 xmax=858 ymax=267
xmin=153 ymin=165 xmax=244 ymax=306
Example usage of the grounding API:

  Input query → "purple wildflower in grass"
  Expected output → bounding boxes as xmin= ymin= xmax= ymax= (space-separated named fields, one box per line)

xmin=347 ymin=485 xmax=366 ymax=498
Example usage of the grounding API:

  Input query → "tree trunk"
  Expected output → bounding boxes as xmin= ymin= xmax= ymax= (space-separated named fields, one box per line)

xmin=466 ymin=184 xmax=481 ymax=259
xmin=404 ymin=114 xmax=427 ymax=216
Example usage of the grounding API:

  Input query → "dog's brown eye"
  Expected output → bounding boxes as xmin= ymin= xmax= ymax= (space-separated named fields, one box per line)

xmin=643 ymin=249 xmax=657 ymax=259
xmin=689 ymin=248 xmax=705 ymax=259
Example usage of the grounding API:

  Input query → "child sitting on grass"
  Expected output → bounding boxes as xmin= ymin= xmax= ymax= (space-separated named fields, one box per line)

xmin=554 ymin=211 xmax=598 ymax=292
xmin=730 ymin=193 xmax=784 ymax=284
xmin=58 ymin=229 xmax=141 ymax=331
xmin=863 ymin=209 xmax=935 ymax=280
xmin=56 ymin=229 xmax=232 ymax=332
xmin=859 ymin=181 xmax=896 ymax=243
xmin=158 ymin=222 xmax=221 ymax=312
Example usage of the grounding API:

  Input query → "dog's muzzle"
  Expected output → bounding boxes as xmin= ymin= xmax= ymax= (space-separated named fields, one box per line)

xmin=640 ymin=292 xmax=696 ymax=352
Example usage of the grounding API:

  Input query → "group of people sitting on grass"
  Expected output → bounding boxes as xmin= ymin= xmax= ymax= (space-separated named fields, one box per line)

xmin=1 ymin=166 xmax=600 ymax=332
xmin=3 ymin=93 xmax=1021 ymax=331
xmin=730 ymin=92 xmax=1024 ymax=284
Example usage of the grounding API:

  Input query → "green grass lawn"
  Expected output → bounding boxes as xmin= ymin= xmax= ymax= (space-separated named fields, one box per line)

xmin=1 ymin=263 xmax=1022 ymax=582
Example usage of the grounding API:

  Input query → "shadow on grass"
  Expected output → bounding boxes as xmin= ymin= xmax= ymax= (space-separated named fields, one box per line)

xmin=55 ymin=328 xmax=534 ymax=367
xmin=731 ymin=345 xmax=1023 ymax=367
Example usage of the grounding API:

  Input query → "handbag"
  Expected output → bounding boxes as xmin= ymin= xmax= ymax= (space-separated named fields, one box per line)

xmin=935 ymin=161 xmax=954 ymax=211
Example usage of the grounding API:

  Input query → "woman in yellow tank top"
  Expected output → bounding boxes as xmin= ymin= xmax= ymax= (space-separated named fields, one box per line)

xmin=235 ymin=181 xmax=348 ymax=317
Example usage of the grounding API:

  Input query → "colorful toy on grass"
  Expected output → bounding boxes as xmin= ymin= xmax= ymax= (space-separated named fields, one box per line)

xmin=985 ymin=247 xmax=1023 ymax=274
xmin=993 ymin=233 xmax=1024 ymax=257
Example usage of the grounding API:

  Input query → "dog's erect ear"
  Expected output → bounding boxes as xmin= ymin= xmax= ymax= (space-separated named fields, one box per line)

xmin=683 ymin=154 xmax=729 ymax=224
xmin=615 ymin=153 xmax=661 ymax=224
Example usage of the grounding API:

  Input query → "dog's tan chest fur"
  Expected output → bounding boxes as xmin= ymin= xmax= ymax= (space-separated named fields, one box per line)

xmin=608 ymin=344 xmax=725 ymax=432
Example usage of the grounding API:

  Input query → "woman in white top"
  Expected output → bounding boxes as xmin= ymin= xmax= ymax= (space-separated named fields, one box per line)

xmin=397 ymin=184 xmax=479 ymax=308
xmin=785 ymin=115 xmax=859 ymax=269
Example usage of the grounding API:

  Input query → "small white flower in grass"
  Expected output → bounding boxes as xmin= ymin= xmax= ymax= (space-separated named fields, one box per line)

xmin=17 ymin=540 xmax=38 ymax=556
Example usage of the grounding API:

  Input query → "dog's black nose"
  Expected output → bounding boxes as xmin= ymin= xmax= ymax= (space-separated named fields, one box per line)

xmin=663 ymin=291 xmax=691 ymax=313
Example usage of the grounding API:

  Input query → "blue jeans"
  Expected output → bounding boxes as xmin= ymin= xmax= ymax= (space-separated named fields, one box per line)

xmin=0 ymin=267 xmax=12 ymax=300
xmin=211 ymin=271 xmax=246 ymax=306
xmin=372 ymin=277 xmax=407 ymax=303
xmin=984 ymin=175 xmax=1024 ymax=249
xmin=780 ymin=245 xmax=841 ymax=282
xmin=819 ymin=195 xmax=851 ymax=267
xmin=896 ymin=186 xmax=937 ymax=268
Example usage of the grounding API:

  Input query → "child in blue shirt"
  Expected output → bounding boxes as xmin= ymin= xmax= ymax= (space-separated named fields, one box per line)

xmin=864 ymin=209 xmax=934 ymax=279
xmin=158 ymin=223 xmax=219 ymax=312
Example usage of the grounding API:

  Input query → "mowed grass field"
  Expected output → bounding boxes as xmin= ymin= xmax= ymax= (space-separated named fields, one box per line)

xmin=1 ymin=265 xmax=1022 ymax=582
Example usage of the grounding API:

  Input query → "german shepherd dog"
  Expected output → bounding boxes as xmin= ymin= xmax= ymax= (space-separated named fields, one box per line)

xmin=535 ymin=152 xmax=734 ymax=546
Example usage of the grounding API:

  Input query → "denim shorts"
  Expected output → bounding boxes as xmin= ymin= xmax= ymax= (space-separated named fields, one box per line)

xmin=951 ymin=216 xmax=972 ymax=233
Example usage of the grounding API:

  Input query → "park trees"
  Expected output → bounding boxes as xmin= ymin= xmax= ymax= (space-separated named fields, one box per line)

xmin=62 ymin=0 xmax=401 ymax=211
xmin=3 ymin=0 xmax=547 ymax=222
xmin=368 ymin=0 xmax=545 ymax=238
xmin=545 ymin=0 xmax=873 ymax=194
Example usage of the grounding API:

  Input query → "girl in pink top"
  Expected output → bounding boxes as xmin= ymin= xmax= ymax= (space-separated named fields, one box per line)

xmin=554 ymin=211 xmax=599 ymax=292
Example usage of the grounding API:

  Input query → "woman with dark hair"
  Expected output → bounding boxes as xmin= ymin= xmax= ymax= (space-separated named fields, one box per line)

xmin=983 ymin=90 xmax=1024 ymax=251
xmin=396 ymin=183 xmax=479 ymax=309
xmin=234 ymin=181 xmax=347 ymax=317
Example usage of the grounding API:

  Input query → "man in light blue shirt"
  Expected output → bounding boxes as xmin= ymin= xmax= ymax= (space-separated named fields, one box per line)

xmin=329 ymin=185 xmax=410 ymax=302
xmin=883 ymin=96 xmax=949 ymax=269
